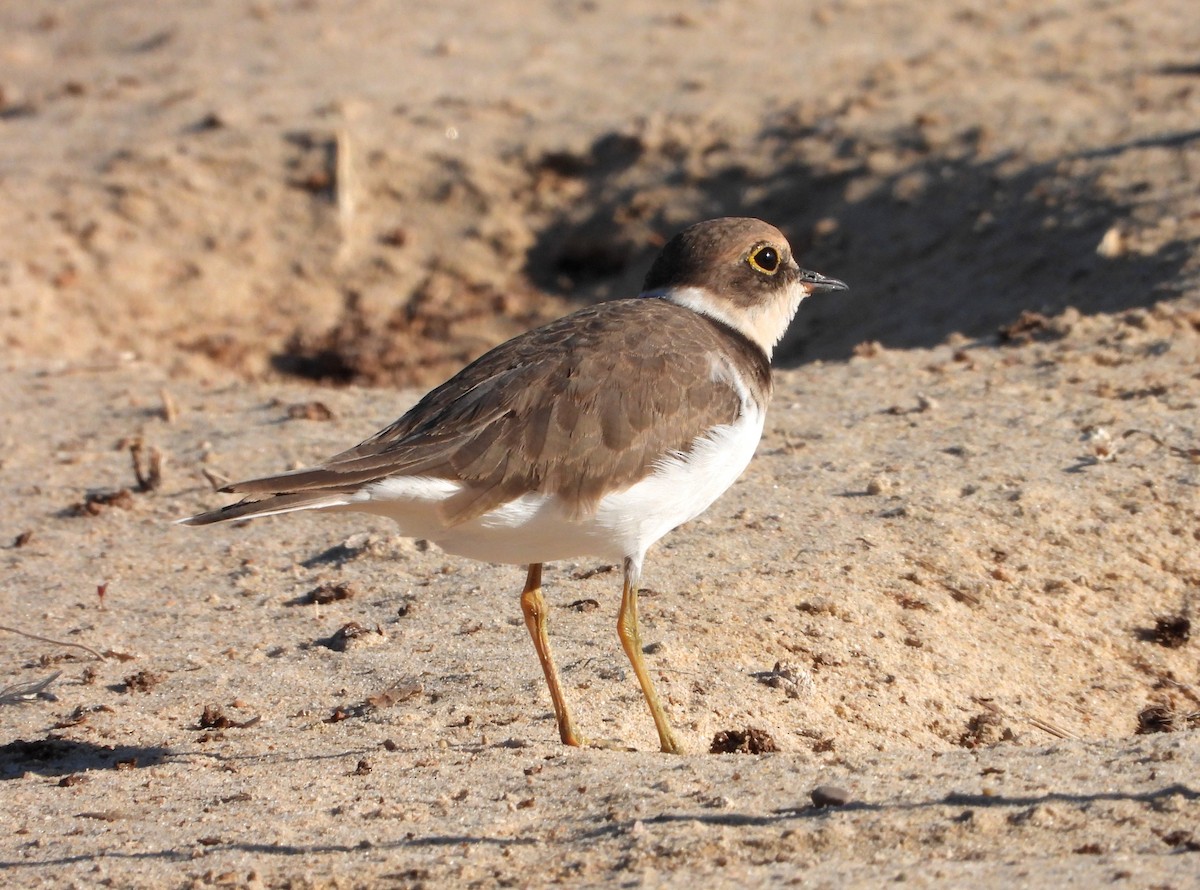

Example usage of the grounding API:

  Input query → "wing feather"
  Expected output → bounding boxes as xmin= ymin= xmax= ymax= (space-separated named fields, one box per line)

xmin=200 ymin=299 xmax=770 ymax=526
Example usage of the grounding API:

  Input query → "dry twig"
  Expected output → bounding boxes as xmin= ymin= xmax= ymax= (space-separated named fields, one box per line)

xmin=0 ymin=623 xmax=108 ymax=661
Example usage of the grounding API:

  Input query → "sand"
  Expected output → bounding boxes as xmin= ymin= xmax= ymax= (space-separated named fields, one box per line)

xmin=2 ymin=1 xmax=1198 ymax=887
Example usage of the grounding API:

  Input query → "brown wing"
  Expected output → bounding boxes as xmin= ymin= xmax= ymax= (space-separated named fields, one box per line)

xmin=212 ymin=298 xmax=770 ymax=525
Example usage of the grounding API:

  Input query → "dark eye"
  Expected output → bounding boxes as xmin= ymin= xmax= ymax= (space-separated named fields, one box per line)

xmin=747 ymin=244 xmax=780 ymax=275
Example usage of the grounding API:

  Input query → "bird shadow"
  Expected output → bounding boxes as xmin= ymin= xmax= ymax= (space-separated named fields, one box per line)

xmin=570 ymin=781 xmax=1200 ymax=842
xmin=5 ymin=776 xmax=1192 ymax=871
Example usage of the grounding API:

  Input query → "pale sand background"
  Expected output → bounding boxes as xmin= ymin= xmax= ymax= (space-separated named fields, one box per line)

xmin=2 ymin=1 xmax=1199 ymax=887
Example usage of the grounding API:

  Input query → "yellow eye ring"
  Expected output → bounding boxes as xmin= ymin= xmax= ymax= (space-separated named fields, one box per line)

xmin=747 ymin=244 xmax=781 ymax=275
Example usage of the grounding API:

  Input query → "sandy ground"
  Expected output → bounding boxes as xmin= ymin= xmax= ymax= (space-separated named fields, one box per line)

xmin=2 ymin=1 xmax=1200 ymax=887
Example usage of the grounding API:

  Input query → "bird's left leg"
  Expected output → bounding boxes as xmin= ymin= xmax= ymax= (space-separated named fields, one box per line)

xmin=616 ymin=556 xmax=683 ymax=754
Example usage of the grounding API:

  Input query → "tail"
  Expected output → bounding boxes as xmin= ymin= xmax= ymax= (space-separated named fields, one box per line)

xmin=178 ymin=491 xmax=354 ymax=526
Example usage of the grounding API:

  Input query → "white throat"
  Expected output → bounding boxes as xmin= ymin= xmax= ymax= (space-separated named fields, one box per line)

xmin=648 ymin=284 xmax=809 ymax=360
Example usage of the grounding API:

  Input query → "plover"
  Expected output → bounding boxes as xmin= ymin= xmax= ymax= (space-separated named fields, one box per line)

xmin=184 ymin=217 xmax=846 ymax=753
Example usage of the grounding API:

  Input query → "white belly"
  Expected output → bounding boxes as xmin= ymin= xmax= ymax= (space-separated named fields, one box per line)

xmin=349 ymin=404 xmax=764 ymax=566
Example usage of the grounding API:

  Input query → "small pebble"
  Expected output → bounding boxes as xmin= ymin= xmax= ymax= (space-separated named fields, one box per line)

xmin=811 ymin=784 xmax=852 ymax=808
xmin=866 ymin=475 xmax=891 ymax=495
xmin=1096 ymin=225 xmax=1127 ymax=258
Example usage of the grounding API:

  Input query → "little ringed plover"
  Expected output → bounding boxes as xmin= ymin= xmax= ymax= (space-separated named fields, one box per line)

xmin=183 ymin=216 xmax=846 ymax=753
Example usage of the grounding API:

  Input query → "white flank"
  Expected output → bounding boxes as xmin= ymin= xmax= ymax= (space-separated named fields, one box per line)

xmin=349 ymin=362 xmax=765 ymax=567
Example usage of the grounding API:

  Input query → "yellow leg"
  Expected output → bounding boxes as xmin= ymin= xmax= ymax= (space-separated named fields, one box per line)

xmin=617 ymin=558 xmax=683 ymax=754
xmin=519 ymin=563 xmax=586 ymax=747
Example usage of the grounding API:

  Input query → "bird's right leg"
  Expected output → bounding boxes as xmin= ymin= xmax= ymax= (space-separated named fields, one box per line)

xmin=519 ymin=563 xmax=586 ymax=747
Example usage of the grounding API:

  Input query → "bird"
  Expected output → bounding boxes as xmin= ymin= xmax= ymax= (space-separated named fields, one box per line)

xmin=182 ymin=217 xmax=846 ymax=753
